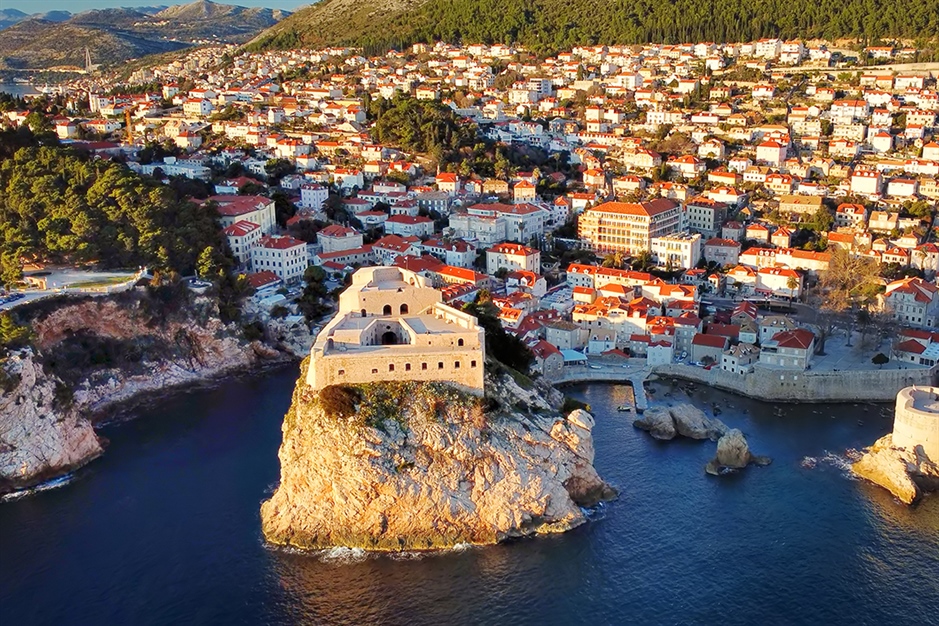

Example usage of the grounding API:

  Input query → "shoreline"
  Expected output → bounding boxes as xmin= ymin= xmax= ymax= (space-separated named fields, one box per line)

xmin=554 ymin=360 xmax=937 ymax=404
xmin=1 ymin=347 xmax=300 ymax=498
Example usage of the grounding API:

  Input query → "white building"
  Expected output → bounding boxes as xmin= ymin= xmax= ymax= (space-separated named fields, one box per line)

xmin=650 ymin=232 xmax=702 ymax=270
xmin=251 ymin=235 xmax=308 ymax=284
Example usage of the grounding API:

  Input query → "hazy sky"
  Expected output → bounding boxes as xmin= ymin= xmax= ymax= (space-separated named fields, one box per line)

xmin=0 ymin=0 xmax=310 ymax=12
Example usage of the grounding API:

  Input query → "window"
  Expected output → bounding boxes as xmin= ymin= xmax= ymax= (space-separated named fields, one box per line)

xmin=371 ymin=368 xmax=378 ymax=374
xmin=454 ymin=361 xmax=460 ymax=369
xmin=421 ymin=363 xmax=427 ymax=370
xmin=405 ymin=363 xmax=411 ymax=371
xmin=338 ymin=369 xmax=345 ymax=376
xmin=438 ymin=362 xmax=444 ymax=369
xmin=383 ymin=304 xmax=392 ymax=315
xmin=389 ymin=364 xmax=395 ymax=372
xmin=400 ymin=303 xmax=409 ymax=314
xmin=458 ymin=338 xmax=464 ymax=347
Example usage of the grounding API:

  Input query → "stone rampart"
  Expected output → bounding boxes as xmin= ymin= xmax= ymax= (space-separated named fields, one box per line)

xmin=652 ymin=364 xmax=937 ymax=403
xmin=894 ymin=387 xmax=939 ymax=460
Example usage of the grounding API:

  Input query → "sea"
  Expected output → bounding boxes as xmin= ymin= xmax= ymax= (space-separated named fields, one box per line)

xmin=1 ymin=366 xmax=937 ymax=626
xmin=0 ymin=83 xmax=39 ymax=97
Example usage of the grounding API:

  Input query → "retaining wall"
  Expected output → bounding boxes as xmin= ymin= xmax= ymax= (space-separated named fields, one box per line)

xmin=652 ymin=364 xmax=937 ymax=403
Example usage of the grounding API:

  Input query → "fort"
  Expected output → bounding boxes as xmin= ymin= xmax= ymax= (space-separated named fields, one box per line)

xmin=893 ymin=386 xmax=939 ymax=461
xmin=306 ymin=266 xmax=486 ymax=394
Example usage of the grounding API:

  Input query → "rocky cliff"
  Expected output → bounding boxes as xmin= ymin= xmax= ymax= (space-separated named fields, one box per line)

xmin=852 ymin=434 xmax=939 ymax=505
xmin=260 ymin=361 xmax=616 ymax=551
xmin=0 ymin=290 xmax=285 ymax=493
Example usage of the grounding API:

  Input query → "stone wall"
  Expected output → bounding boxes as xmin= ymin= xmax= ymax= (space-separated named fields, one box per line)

xmin=308 ymin=346 xmax=486 ymax=394
xmin=893 ymin=387 xmax=939 ymax=460
xmin=652 ymin=364 xmax=937 ymax=403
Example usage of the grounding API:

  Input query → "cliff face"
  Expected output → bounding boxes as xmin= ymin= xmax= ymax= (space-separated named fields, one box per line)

xmin=261 ymin=361 xmax=616 ymax=551
xmin=0 ymin=292 xmax=282 ymax=493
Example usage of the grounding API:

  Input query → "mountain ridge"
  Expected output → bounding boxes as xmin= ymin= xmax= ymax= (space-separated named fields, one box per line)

xmin=251 ymin=0 xmax=939 ymax=54
xmin=0 ymin=0 xmax=290 ymax=70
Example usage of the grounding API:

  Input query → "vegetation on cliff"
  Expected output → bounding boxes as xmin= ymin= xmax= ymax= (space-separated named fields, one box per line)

xmin=251 ymin=0 xmax=939 ymax=55
xmin=0 ymin=146 xmax=229 ymax=287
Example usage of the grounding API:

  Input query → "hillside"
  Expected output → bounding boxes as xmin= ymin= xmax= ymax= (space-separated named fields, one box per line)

xmin=0 ymin=1 xmax=289 ymax=70
xmin=251 ymin=0 xmax=939 ymax=54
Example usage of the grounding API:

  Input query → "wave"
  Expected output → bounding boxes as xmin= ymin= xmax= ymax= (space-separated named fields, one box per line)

xmin=318 ymin=546 xmax=369 ymax=563
xmin=0 ymin=473 xmax=77 ymax=503
xmin=801 ymin=449 xmax=862 ymax=480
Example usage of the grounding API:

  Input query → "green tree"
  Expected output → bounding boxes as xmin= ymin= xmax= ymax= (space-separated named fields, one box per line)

xmin=0 ymin=312 xmax=32 ymax=350
xmin=871 ymin=353 xmax=889 ymax=368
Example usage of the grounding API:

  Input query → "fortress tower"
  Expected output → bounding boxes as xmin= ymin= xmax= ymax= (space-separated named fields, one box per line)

xmin=893 ymin=386 xmax=939 ymax=461
xmin=306 ymin=267 xmax=486 ymax=394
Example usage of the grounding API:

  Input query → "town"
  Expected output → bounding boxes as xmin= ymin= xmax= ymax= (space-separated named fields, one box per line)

xmin=2 ymin=36 xmax=939 ymax=397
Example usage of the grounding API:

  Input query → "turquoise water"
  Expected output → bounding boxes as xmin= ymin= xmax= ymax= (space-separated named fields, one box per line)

xmin=1 ymin=367 xmax=937 ymax=625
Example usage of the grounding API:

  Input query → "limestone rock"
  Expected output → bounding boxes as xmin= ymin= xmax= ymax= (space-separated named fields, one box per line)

xmin=1 ymin=293 xmax=285 ymax=494
xmin=260 ymin=361 xmax=616 ymax=552
xmin=852 ymin=434 xmax=939 ymax=505
xmin=633 ymin=406 xmax=676 ymax=440
xmin=633 ymin=402 xmax=727 ymax=441
xmin=705 ymin=429 xmax=772 ymax=475
xmin=715 ymin=428 xmax=750 ymax=468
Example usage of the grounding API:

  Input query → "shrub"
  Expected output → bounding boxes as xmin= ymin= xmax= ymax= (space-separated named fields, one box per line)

xmin=318 ymin=385 xmax=360 ymax=418
xmin=561 ymin=397 xmax=590 ymax=415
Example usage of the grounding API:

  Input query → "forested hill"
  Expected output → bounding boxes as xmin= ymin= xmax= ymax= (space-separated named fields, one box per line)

xmin=251 ymin=0 xmax=939 ymax=54
xmin=0 ymin=139 xmax=226 ymax=286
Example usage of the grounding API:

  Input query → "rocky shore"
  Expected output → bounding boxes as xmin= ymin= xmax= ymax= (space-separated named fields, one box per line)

xmin=260 ymin=361 xmax=616 ymax=552
xmin=0 ymin=293 xmax=295 ymax=494
xmin=852 ymin=435 xmax=939 ymax=504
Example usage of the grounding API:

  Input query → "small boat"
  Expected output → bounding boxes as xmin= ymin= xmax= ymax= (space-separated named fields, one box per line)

xmin=617 ymin=405 xmax=633 ymax=412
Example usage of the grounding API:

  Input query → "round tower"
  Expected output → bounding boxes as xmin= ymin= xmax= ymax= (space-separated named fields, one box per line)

xmin=893 ymin=386 xmax=939 ymax=461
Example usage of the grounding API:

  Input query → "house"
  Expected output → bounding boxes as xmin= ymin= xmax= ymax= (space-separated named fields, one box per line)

xmin=250 ymin=235 xmax=308 ymax=284
xmin=530 ymin=340 xmax=564 ymax=381
xmin=684 ymin=196 xmax=728 ymax=237
xmin=759 ymin=328 xmax=815 ymax=370
xmin=318 ymin=225 xmax=364 ymax=253
xmin=486 ymin=243 xmax=541 ymax=275
xmin=436 ymin=172 xmax=461 ymax=195
xmin=587 ymin=329 xmax=617 ymax=355
xmin=721 ymin=343 xmax=759 ymax=375
xmin=884 ymin=277 xmax=939 ymax=328
xmin=385 ymin=215 xmax=435 ymax=238
xmin=545 ymin=321 xmax=587 ymax=351
xmin=208 ymin=195 xmax=276 ymax=233
xmin=704 ymin=238 xmax=741 ymax=267
xmin=223 ymin=220 xmax=261 ymax=267
xmin=778 ymin=195 xmax=823 ymax=216
xmin=691 ymin=333 xmax=728 ymax=364
xmin=647 ymin=340 xmax=674 ymax=366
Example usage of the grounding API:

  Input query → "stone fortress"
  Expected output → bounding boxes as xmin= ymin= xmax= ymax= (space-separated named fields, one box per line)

xmin=306 ymin=266 xmax=486 ymax=394
xmin=893 ymin=386 xmax=939 ymax=462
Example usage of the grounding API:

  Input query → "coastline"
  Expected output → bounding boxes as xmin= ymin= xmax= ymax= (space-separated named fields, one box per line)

xmin=554 ymin=360 xmax=937 ymax=404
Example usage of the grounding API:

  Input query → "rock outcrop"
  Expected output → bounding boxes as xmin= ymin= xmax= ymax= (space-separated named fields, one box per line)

xmin=260 ymin=361 xmax=616 ymax=552
xmin=852 ymin=434 xmax=939 ymax=504
xmin=633 ymin=403 xmax=727 ymax=441
xmin=704 ymin=428 xmax=772 ymax=475
xmin=0 ymin=292 xmax=285 ymax=494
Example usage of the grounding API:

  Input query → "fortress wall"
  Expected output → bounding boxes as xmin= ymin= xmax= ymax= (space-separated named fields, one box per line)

xmin=652 ymin=364 xmax=937 ymax=403
xmin=894 ymin=387 xmax=939 ymax=460
xmin=307 ymin=347 xmax=486 ymax=394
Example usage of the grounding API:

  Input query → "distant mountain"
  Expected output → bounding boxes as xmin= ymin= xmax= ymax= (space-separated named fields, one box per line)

xmin=0 ymin=0 xmax=289 ymax=71
xmin=0 ymin=8 xmax=28 ymax=30
xmin=250 ymin=0 xmax=939 ymax=54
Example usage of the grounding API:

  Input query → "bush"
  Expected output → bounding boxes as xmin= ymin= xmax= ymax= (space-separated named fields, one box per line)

xmin=318 ymin=384 xmax=361 ymax=418
xmin=242 ymin=321 xmax=265 ymax=342
xmin=561 ymin=397 xmax=591 ymax=415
